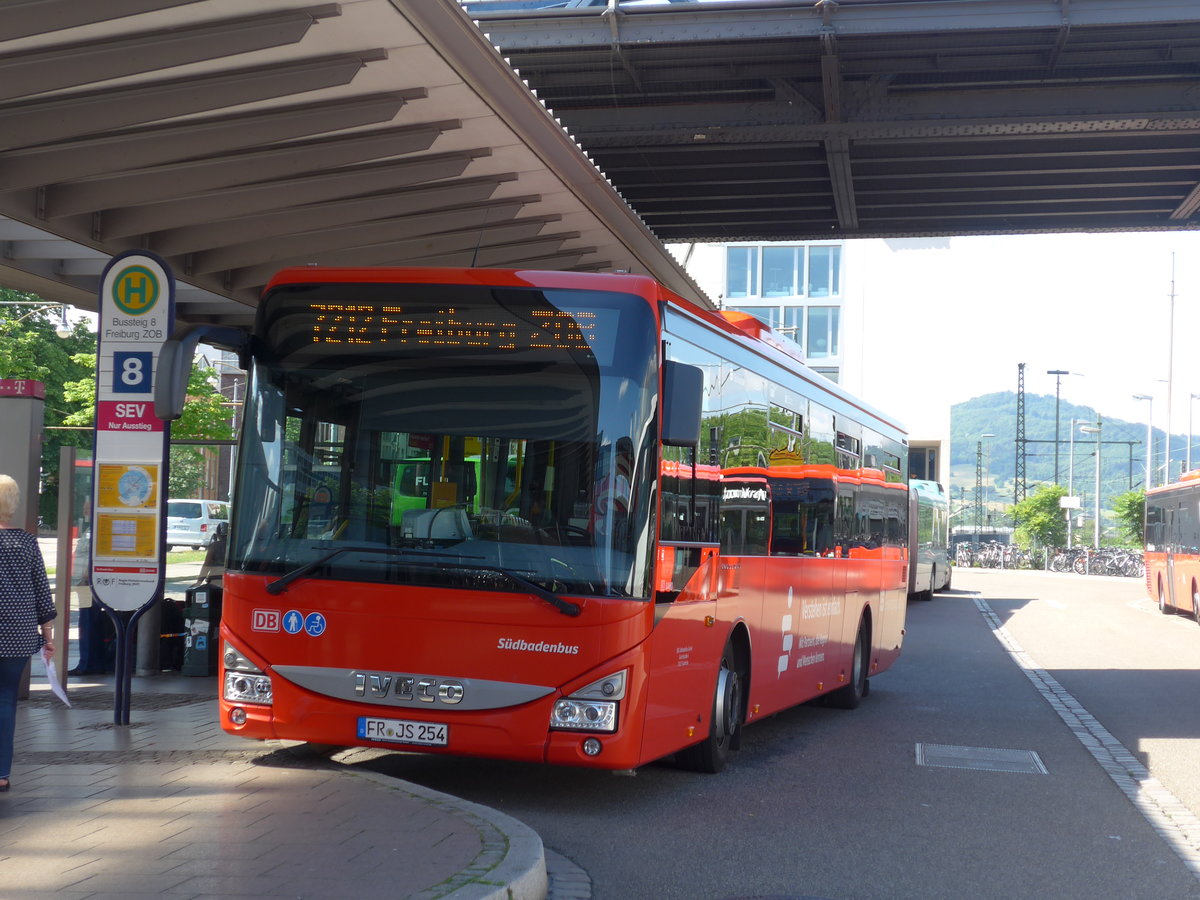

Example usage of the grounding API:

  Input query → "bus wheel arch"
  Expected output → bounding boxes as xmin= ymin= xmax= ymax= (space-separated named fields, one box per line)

xmin=675 ymin=624 xmax=750 ymax=774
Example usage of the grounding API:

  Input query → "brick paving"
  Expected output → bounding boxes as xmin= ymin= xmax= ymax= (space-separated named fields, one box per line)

xmin=1 ymin=676 xmax=546 ymax=900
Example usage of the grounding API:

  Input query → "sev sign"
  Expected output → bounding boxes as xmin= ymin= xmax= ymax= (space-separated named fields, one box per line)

xmin=91 ymin=252 xmax=175 ymax=612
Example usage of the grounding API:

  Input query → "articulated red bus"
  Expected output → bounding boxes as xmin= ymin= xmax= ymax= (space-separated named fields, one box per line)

xmin=177 ymin=267 xmax=908 ymax=772
xmin=1145 ymin=472 xmax=1200 ymax=622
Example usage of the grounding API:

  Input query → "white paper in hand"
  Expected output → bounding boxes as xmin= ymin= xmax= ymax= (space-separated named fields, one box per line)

xmin=40 ymin=648 xmax=71 ymax=708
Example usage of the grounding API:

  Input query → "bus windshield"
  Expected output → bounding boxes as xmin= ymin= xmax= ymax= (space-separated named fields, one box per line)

xmin=229 ymin=281 xmax=658 ymax=599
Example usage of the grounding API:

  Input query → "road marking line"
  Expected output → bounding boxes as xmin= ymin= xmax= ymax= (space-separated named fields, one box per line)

xmin=973 ymin=592 xmax=1200 ymax=881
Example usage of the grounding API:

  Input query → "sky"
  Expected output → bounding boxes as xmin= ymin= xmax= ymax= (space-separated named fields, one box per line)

xmin=846 ymin=230 xmax=1200 ymax=439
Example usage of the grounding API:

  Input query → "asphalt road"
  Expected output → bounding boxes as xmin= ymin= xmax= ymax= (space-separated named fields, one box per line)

xmin=343 ymin=568 xmax=1200 ymax=900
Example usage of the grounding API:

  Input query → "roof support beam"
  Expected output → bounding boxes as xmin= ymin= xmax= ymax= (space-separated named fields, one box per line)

xmin=470 ymin=0 xmax=1200 ymax=48
xmin=817 ymin=30 xmax=858 ymax=230
xmin=0 ymin=50 xmax=389 ymax=152
xmin=228 ymin=218 xmax=564 ymax=289
xmin=0 ymin=0 xmax=205 ymax=41
xmin=188 ymin=196 xmax=540 ymax=274
xmin=1170 ymin=182 xmax=1200 ymax=220
xmin=44 ymin=118 xmax=452 ymax=217
xmin=0 ymin=7 xmax=342 ymax=102
xmin=94 ymin=150 xmax=493 ymax=238
xmin=560 ymin=82 xmax=1200 ymax=146
xmin=0 ymin=92 xmax=416 ymax=191
xmin=150 ymin=175 xmax=519 ymax=256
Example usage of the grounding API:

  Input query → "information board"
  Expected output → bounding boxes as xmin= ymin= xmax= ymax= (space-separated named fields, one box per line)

xmin=91 ymin=252 xmax=174 ymax=612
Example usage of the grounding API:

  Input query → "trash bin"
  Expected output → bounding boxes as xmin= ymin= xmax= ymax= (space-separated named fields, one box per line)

xmin=182 ymin=577 xmax=222 ymax=676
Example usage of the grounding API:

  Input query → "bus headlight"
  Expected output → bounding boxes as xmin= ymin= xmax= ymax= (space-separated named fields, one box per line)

xmin=224 ymin=672 xmax=274 ymax=705
xmin=551 ymin=698 xmax=617 ymax=732
xmin=549 ymin=670 xmax=626 ymax=733
xmin=222 ymin=641 xmax=273 ymax=705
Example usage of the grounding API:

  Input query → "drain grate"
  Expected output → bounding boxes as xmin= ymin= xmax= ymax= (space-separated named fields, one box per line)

xmin=916 ymin=743 xmax=1048 ymax=775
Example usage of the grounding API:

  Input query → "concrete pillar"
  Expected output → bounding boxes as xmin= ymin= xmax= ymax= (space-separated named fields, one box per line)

xmin=0 ymin=379 xmax=45 ymax=532
xmin=0 ymin=380 xmax=45 ymax=700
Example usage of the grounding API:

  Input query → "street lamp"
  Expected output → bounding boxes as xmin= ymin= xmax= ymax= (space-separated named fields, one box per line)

xmin=0 ymin=300 xmax=72 ymax=338
xmin=1068 ymin=418 xmax=1097 ymax=550
xmin=1133 ymin=393 xmax=1153 ymax=489
xmin=1080 ymin=420 xmax=1102 ymax=549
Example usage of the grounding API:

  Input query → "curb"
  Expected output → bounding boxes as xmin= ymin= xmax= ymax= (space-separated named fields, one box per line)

xmin=341 ymin=766 xmax=547 ymax=900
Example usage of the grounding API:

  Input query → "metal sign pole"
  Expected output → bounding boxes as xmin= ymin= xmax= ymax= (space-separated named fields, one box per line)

xmin=89 ymin=251 xmax=175 ymax=725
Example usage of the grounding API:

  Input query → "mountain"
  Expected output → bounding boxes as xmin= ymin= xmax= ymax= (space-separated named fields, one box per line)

xmin=950 ymin=391 xmax=1177 ymax=507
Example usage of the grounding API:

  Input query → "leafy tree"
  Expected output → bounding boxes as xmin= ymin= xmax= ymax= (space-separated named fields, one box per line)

xmin=1111 ymin=489 xmax=1146 ymax=547
xmin=63 ymin=354 xmax=236 ymax=498
xmin=1011 ymin=483 xmax=1068 ymax=549
xmin=0 ymin=291 xmax=97 ymax=527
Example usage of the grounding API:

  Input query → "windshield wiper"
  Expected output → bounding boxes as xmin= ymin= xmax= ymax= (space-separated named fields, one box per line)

xmin=265 ymin=545 xmax=480 ymax=595
xmin=421 ymin=561 xmax=582 ymax=618
xmin=264 ymin=546 xmax=582 ymax=617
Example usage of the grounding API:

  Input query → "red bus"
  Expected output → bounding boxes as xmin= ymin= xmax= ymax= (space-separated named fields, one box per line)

xmin=164 ymin=267 xmax=909 ymax=772
xmin=1145 ymin=471 xmax=1200 ymax=621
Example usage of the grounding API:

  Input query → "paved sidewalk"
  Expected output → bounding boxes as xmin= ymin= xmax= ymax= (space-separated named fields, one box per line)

xmin=2 ymin=675 xmax=547 ymax=900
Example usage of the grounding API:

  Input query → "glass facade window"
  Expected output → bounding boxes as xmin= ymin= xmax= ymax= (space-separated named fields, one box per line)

xmin=722 ymin=243 xmax=842 ymax=374
xmin=726 ymin=246 xmax=758 ymax=298
xmin=808 ymin=245 xmax=840 ymax=297
xmin=762 ymin=246 xmax=804 ymax=297
xmin=725 ymin=244 xmax=840 ymax=301
xmin=807 ymin=307 xmax=839 ymax=358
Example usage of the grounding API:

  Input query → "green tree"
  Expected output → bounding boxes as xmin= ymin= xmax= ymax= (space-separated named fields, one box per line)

xmin=0 ymin=291 xmax=97 ymax=527
xmin=1011 ymin=483 xmax=1068 ymax=549
xmin=63 ymin=353 xmax=237 ymax=499
xmin=1111 ymin=489 xmax=1146 ymax=547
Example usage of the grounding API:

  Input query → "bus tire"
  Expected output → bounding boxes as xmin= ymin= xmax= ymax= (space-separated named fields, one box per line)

xmin=827 ymin=618 xmax=869 ymax=710
xmin=676 ymin=638 xmax=743 ymax=774
xmin=921 ymin=567 xmax=937 ymax=600
xmin=1159 ymin=579 xmax=1171 ymax=615
xmin=1192 ymin=581 xmax=1200 ymax=626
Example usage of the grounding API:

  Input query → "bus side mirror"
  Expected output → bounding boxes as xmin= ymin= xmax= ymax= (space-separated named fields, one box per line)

xmin=155 ymin=339 xmax=188 ymax=420
xmin=155 ymin=325 xmax=249 ymax=421
xmin=662 ymin=361 xmax=703 ymax=447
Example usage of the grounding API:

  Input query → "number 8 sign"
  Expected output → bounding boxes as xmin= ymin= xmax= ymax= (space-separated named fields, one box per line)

xmin=112 ymin=351 xmax=152 ymax=393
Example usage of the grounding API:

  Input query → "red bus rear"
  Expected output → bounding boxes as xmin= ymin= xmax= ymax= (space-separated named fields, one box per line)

xmin=1145 ymin=471 xmax=1200 ymax=621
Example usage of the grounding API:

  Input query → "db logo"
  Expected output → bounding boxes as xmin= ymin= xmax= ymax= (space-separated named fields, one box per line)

xmin=251 ymin=609 xmax=281 ymax=632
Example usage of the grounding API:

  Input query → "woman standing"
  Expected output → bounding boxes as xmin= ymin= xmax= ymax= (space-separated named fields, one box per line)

xmin=0 ymin=474 xmax=56 ymax=792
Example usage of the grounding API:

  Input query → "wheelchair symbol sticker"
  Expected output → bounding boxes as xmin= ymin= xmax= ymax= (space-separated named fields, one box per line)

xmin=303 ymin=612 xmax=327 ymax=637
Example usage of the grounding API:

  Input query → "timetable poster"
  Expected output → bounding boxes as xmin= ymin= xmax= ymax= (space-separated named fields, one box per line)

xmin=94 ymin=463 xmax=160 ymax=560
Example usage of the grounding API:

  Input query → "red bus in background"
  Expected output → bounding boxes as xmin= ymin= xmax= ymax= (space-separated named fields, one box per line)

xmin=1145 ymin=471 xmax=1200 ymax=622
xmin=199 ymin=267 xmax=909 ymax=773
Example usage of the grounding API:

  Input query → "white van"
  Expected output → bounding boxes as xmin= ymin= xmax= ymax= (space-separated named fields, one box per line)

xmin=165 ymin=499 xmax=230 ymax=550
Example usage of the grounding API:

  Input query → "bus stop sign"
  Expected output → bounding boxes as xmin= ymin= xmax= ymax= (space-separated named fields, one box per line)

xmin=90 ymin=251 xmax=175 ymax=612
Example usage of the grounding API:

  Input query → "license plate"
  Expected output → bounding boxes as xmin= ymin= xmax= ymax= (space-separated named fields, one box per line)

xmin=357 ymin=716 xmax=448 ymax=746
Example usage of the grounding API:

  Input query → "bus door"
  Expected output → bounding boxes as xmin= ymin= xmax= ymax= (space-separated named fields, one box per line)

xmin=717 ymin=474 xmax=770 ymax=610
xmin=763 ymin=470 xmax=839 ymax=707
xmin=1165 ymin=502 xmax=1178 ymax=606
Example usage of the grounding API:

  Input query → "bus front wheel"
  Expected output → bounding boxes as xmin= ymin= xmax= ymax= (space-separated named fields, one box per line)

xmin=676 ymin=639 xmax=742 ymax=774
